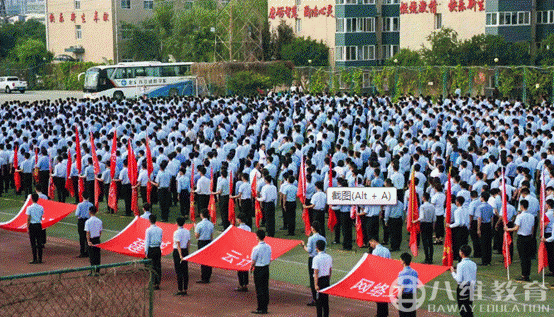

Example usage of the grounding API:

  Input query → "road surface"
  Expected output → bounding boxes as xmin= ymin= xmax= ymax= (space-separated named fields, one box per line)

xmin=0 ymin=90 xmax=82 ymax=103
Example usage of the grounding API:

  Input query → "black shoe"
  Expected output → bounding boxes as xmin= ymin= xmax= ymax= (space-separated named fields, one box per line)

xmin=29 ymin=260 xmax=38 ymax=264
xmin=279 ymin=227 xmax=287 ymax=230
xmin=251 ymin=310 xmax=268 ymax=314
xmin=174 ymin=291 xmax=186 ymax=296
xmin=516 ymin=276 xmax=530 ymax=282
xmin=154 ymin=285 xmax=160 ymax=290
xmin=307 ymin=301 xmax=316 ymax=306
xmin=77 ymin=254 xmax=88 ymax=258
xmin=196 ymin=280 xmax=209 ymax=284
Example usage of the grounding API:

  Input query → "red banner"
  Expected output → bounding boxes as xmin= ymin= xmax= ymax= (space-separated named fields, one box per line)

xmin=145 ymin=137 xmax=154 ymax=204
xmin=298 ymin=156 xmax=310 ymax=236
xmin=442 ymin=170 xmax=453 ymax=267
xmin=75 ymin=126 xmax=84 ymax=202
xmin=252 ymin=176 xmax=262 ymax=228
xmin=501 ymin=170 xmax=512 ymax=268
xmin=97 ymin=217 xmax=192 ymax=257
xmin=189 ymin=163 xmax=196 ymax=222
xmin=327 ymin=158 xmax=337 ymax=231
xmin=321 ymin=253 xmax=449 ymax=302
xmin=228 ymin=171 xmax=236 ymax=226
xmin=539 ymin=170 xmax=549 ymax=273
xmin=65 ymin=149 xmax=75 ymax=197
xmin=184 ymin=226 xmax=301 ymax=271
xmin=48 ymin=156 xmax=55 ymax=199
xmin=90 ymin=133 xmax=101 ymax=209
xmin=407 ymin=170 xmax=419 ymax=257
xmin=33 ymin=148 xmax=39 ymax=184
xmin=208 ymin=167 xmax=217 ymax=224
xmin=0 ymin=196 xmax=76 ymax=232
xmin=108 ymin=131 xmax=118 ymax=212
xmin=127 ymin=139 xmax=139 ymax=216
xmin=14 ymin=146 xmax=21 ymax=192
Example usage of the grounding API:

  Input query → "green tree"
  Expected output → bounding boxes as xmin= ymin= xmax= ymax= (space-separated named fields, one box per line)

xmin=536 ymin=34 xmax=554 ymax=66
xmin=227 ymin=70 xmax=271 ymax=95
xmin=422 ymin=27 xmax=459 ymax=66
xmin=280 ymin=37 xmax=329 ymax=66
xmin=271 ymin=20 xmax=294 ymax=60
xmin=13 ymin=38 xmax=52 ymax=87
xmin=121 ymin=21 xmax=161 ymax=61
xmin=267 ymin=62 xmax=293 ymax=88
xmin=384 ymin=48 xmax=423 ymax=66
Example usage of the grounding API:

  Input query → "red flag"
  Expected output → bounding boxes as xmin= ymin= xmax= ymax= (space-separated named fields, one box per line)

xmin=539 ymin=170 xmax=548 ymax=273
xmin=350 ymin=180 xmax=363 ymax=247
xmin=13 ymin=146 xmax=21 ymax=192
xmin=407 ymin=169 xmax=419 ymax=257
xmin=253 ymin=176 xmax=262 ymax=228
xmin=108 ymin=131 xmax=118 ymax=213
xmin=127 ymin=139 xmax=139 ymax=216
xmin=90 ymin=133 xmax=102 ymax=210
xmin=189 ymin=163 xmax=196 ymax=222
xmin=442 ymin=169 xmax=453 ymax=267
xmin=65 ymin=149 xmax=75 ymax=197
xmin=208 ymin=167 xmax=217 ymax=224
xmin=33 ymin=147 xmax=39 ymax=184
xmin=502 ymin=170 xmax=512 ymax=268
xmin=327 ymin=159 xmax=337 ymax=231
xmin=145 ymin=137 xmax=154 ymax=204
xmin=297 ymin=156 xmax=310 ymax=236
xmin=48 ymin=156 xmax=55 ymax=199
xmin=75 ymin=127 xmax=84 ymax=202
xmin=228 ymin=171 xmax=236 ymax=226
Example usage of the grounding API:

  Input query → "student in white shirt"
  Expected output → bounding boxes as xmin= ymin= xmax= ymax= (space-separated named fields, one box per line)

xmin=172 ymin=217 xmax=191 ymax=296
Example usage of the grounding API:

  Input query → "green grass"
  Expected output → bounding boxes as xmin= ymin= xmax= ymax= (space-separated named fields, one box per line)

xmin=2 ymin=192 xmax=554 ymax=316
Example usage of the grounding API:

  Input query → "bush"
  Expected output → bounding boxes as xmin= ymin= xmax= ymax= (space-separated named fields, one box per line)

xmin=267 ymin=62 xmax=293 ymax=88
xmin=227 ymin=71 xmax=271 ymax=96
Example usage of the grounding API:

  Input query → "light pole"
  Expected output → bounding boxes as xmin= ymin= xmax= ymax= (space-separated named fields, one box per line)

xmin=494 ymin=57 xmax=499 ymax=88
xmin=308 ymin=59 xmax=312 ymax=92
xmin=394 ymin=58 xmax=398 ymax=98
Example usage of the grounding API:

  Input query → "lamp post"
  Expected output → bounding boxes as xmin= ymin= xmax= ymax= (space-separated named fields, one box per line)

xmin=394 ymin=58 xmax=399 ymax=98
xmin=308 ymin=59 xmax=312 ymax=92
xmin=494 ymin=57 xmax=499 ymax=88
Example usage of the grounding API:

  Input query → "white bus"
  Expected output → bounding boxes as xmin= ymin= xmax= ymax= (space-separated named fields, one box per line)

xmin=83 ymin=61 xmax=197 ymax=99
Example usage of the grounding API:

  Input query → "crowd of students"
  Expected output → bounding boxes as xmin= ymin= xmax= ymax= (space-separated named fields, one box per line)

xmin=1 ymin=92 xmax=554 ymax=288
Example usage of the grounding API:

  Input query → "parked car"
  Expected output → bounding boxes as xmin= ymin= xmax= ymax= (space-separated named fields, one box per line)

xmin=52 ymin=54 xmax=77 ymax=62
xmin=0 ymin=77 xmax=27 ymax=93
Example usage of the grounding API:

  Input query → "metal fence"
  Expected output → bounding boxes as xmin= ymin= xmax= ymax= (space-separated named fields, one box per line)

xmin=0 ymin=260 xmax=154 ymax=317
xmin=291 ymin=66 xmax=554 ymax=104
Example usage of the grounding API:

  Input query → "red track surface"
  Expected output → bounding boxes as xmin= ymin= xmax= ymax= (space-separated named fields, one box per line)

xmin=0 ymin=230 xmax=447 ymax=316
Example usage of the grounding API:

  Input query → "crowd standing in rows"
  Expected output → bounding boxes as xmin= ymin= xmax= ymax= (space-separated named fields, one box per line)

xmin=3 ymin=92 xmax=554 ymax=315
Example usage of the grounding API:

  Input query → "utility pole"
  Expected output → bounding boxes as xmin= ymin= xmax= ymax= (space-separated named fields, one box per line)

xmin=0 ymin=0 xmax=7 ymax=23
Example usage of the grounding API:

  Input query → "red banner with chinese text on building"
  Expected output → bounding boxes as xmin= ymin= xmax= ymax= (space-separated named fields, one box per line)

xmin=321 ymin=253 xmax=448 ymax=302
xmin=184 ymin=226 xmax=302 ymax=271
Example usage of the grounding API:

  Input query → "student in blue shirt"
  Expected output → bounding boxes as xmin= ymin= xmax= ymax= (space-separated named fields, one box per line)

xmin=195 ymin=209 xmax=214 ymax=283
xmin=283 ymin=175 xmax=298 ymax=236
xmin=75 ymin=193 xmax=93 ymax=258
xmin=250 ymin=229 xmax=272 ymax=315
xmin=27 ymin=193 xmax=44 ymax=264
xmin=450 ymin=245 xmax=477 ymax=317
xmin=397 ymin=252 xmax=418 ymax=317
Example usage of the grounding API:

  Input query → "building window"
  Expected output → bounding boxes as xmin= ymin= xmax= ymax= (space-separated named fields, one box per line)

xmin=336 ymin=0 xmax=344 ymax=4
xmin=359 ymin=17 xmax=375 ymax=32
xmin=75 ymin=25 xmax=82 ymax=39
xmin=486 ymin=13 xmax=498 ymax=26
xmin=121 ymin=0 xmax=131 ymax=9
xmin=144 ymin=0 xmax=153 ymax=9
xmin=358 ymin=45 xmax=375 ymax=60
xmin=383 ymin=17 xmax=399 ymax=32
xmin=363 ymin=72 xmax=371 ymax=88
xmin=434 ymin=13 xmax=442 ymax=29
xmin=382 ymin=45 xmax=399 ymax=59
xmin=335 ymin=46 xmax=344 ymax=61
xmin=345 ymin=18 xmax=357 ymax=32
xmin=336 ymin=18 xmax=344 ymax=32
xmin=537 ymin=11 xmax=553 ymax=24
xmin=295 ymin=19 xmax=302 ymax=33
xmin=496 ymin=11 xmax=530 ymax=26
xmin=362 ymin=0 xmax=376 ymax=4
xmin=384 ymin=0 xmax=399 ymax=4
xmin=345 ymin=0 xmax=357 ymax=4
xmin=120 ymin=24 xmax=132 ymax=39
xmin=345 ymin=46 xmax=357 ymax=61
xmin=74 ymin=0 xmax=80 ymax=10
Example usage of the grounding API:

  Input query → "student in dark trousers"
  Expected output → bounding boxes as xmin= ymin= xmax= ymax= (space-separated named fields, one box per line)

xmin=85 ymin=206 xmax=103 ymax=275
xmin=152 ymin=161 xmax=171 ymax=222
xmin=301 ymin=221 xmax=326 ymax=307
xmin=476 ymin=192 xmax=494 ymax=266
xmin=75 ymin=193 xmax=93 ymax=258
xmin=397 ymin=253 xmax=418 ymax=317
xmin=195 ymin=209 xmax=214 ymax=283
xmin=172 ymin=217 xmax=190 ymax=296
xmin=214 ymin=169 xmax=231 ymax=229
xmin=505 ymin=200 xmax=535 ymax=281
xmin=145 ymin=214 xmax=163 ymax=289
xmin=114 ymin=159 xmax=132 ymax=216
xmin=413 ymin=193 xmax=435 ymax=263
xmin=250 ymin=230 xmax=272 ymax=315
xmin=235 ymin=214 xmax=251 ymax=292
xmin=450 ymin=245 xmax=477 ymax=317
xmin=231 ymin=173 xmax=253 ymax=228
xmin=282 ymin=175 xmax=298 ymax=236
xmin=257 ymin=175 xmax=278 ymax=237
xmin=26 ymin=193 xmax=44 ymax=264
xmin=313 ymin=239 xmax=332 ymax=317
